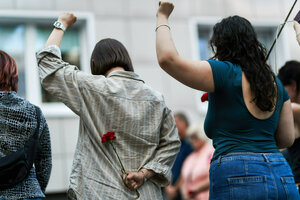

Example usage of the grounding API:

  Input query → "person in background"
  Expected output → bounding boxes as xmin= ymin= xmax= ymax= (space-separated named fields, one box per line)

xmin=180 ymin=123 xmax=214 ymax=200
xmin=0 ymin=50 xmax=52 ymax=200
xmin=165 ymin=112 xmax=193 ymax=200
xmin=156 ymin=1 xmax=299 ymax=199
xmin=278 ymin=60 xmax=300 ymax=192
xmin=36 ymin=13 xmax=180 ymax=199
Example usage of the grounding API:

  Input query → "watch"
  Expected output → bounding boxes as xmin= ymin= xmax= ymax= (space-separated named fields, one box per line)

xmin=53 ymin=21 xmax=66 ymax=32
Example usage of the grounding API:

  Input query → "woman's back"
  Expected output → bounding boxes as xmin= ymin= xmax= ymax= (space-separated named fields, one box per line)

xmin=204 ymin=60 xmax=289 ymax=160
xmin=0 ymin=91 xmax=51 ymax=199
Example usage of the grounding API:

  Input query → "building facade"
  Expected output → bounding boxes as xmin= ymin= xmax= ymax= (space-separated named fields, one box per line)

xmin=0 ymin=0 xmax=299 ymax=197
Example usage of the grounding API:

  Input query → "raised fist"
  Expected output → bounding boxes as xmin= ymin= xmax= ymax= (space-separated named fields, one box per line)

xmin=157 ymin=1 xmax=174 ymax=19
xmin=58 ymin=13 xmax=77 ymax=29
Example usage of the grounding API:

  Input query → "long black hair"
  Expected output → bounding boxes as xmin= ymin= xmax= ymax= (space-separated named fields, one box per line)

xmin=210 ymin=16 xmax=276 ymax=112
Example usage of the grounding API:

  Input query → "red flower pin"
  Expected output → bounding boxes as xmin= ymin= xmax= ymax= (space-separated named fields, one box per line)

xmin=201 ymin=92 xmax=209 ymax=102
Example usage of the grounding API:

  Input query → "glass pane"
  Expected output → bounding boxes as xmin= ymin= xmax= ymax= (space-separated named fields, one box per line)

xmin=198 ymin=28 xmax=211 ymax=60
xmin=36 ymin=26 xmax=81 ymax=103
xmin=0 ymin=25 xmax=25 ymax=97
xmin=255 ymin=28 xmax=276 ymax=70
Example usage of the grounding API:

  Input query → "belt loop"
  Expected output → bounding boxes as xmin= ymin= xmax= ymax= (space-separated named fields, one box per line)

xmin=262 ymin=154 xmax=269 ymax=163
xmin=217 ymin=155 xmax=222 ymax=166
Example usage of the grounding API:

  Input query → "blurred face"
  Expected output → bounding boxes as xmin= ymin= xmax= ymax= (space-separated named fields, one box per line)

xmin=174 ymin=116 xmax=187 ymax=140
xmin=284 ymin=81 xmax=297 ymax=103
xmin=189 ymin=134 xmax=205 ymax=150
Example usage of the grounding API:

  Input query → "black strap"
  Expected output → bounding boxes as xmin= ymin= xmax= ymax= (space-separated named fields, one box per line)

xmin=33 ymin=106 xmax=41 ymax=139
xmin=24 ymin=106 xmax=41 ymax=165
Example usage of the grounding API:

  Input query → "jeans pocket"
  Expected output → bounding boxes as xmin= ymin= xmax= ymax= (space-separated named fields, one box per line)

xmin=280 ymin=176 xmax=300 ymax=200
xmin=228 ymin=175 xmax=267 ymax=200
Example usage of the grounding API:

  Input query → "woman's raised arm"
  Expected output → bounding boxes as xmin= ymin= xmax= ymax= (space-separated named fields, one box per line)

xmin=156 ymin=1 xmax=214 ymax=92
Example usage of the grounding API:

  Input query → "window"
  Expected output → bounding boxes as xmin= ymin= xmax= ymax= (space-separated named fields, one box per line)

xmin=0 ymin=25 xmax=26 ymax=97
xmin=189 ymin=18 xmax=290 ymax=115
xmin=0 ymin=12 xmax=95 ymax=116
xmin=196 ymin=24 xmax=278 ymax=66
xmin=36 ymin=26 xmax=81 ymax=103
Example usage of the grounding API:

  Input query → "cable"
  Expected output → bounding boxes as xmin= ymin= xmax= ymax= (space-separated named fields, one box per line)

xmin=266 ymin=0 xmax=298 ymax=61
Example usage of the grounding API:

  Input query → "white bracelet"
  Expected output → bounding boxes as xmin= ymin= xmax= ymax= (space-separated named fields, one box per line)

xmin=155 ymin=24 xmax=171 ymax=32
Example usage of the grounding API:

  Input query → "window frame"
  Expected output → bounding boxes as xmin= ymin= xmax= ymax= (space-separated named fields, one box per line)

xmin=188 ymin=17 xmax=291 ymax=115
xmin=0 ymin=11 xmax=95 ymax=117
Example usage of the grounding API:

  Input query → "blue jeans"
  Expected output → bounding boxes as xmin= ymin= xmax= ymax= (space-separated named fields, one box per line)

xmin=209 ymin=152 xmax=300 ymax=200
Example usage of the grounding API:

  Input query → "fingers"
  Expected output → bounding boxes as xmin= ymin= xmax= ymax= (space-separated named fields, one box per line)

xmin=159 ymin=1 xmax=174 ymax=8
xmin=122 ymin=173 xmax=135 ymax=190
xmin=58 ymin=13 xmax=77 ymax=29
xmin=157 ymin=1 xmax=174 ymax=18
xmin=122 ymin=172 xmax=142 ymax=190
xmin=122 ymin=173 xmax=128 ymax=184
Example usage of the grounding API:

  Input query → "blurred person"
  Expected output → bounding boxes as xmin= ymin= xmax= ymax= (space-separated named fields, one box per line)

xmin=156 ymin=1 xmax=299 ymax=199
xmin=278 ymin=60 xmax=300 ymax=192
xmin=36 ymin=13 xmax=180 ymax=199
xmin=294 ymin=20 xmax=300 ymax=46
xmin=0 ymin=50 xmax=51 ymax=200
xmin=165 ymin=113 xmax=193 ymax=200
xmin=180 ymin=123 xmax=214 ymax=200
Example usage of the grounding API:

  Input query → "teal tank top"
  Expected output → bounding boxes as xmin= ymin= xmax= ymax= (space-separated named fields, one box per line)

xmin=204 ymin=60 xmax=289 ymax=161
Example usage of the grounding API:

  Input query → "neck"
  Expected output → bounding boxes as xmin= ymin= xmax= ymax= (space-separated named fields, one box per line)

xmin=105 ymin=67 xmax=125 ymax=77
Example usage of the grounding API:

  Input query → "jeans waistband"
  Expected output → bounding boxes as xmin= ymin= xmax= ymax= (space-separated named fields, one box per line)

xmin=211 ymin=152 xmax=286 ymax=165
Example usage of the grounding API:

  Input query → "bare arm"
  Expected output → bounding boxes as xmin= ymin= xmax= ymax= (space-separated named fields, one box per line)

xmin=156 ymin=1 xmax=214 ymax=92
xmin=275 ymin=100 xmax=295 ymax=148
xmin=36 ymin=13 xmax=90 ymax=115
xmin=292 ymin=103 xmax=300 ymax=139
xmin=45 ymin=13 xmax=76 ymax=47
xmin=189 ymin=176 xmax=210 ymax=198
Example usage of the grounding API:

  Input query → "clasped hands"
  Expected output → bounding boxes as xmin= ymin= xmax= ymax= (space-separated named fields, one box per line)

xmin=122 ymin=171 xmax=145 ymax=191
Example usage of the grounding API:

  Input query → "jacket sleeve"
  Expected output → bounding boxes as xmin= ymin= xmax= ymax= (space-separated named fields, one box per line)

xmin=34 ymin=110 xmax=52 ymax=193
xmin=36 ymin=45 xmax=91 ymax=116
xmin=143 ymin=107 xmax=181 ymax=187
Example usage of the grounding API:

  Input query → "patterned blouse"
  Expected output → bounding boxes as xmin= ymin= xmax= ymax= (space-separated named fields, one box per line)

xmin=36 ymin=45 xmax=181 ymax=200
xmin=0 ymin=91 xmax=52 ymax=199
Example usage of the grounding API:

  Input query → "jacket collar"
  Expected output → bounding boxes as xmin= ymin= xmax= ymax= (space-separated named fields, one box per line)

xmin=107 ymin=70 xmax=145 ymax=83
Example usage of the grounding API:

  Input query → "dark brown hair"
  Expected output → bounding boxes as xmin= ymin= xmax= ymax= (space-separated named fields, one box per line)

xmin=278 ymin=60 xmax=300 ymax=93
xmin=0 ymin=50 xmax=18 ymax=92
xmin=90 ymin=38 xmax=134 ymax=75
